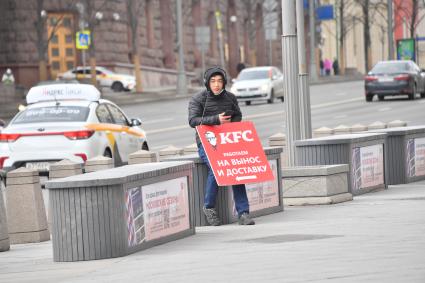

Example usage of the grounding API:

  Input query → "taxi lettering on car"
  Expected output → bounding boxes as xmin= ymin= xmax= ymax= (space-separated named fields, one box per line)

xmin=0 ymin=84 xmax=149 ymax=173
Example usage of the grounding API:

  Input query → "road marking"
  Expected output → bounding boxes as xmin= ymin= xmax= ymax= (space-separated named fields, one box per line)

xmin=419 ymin=100 xmax=425 ymax=104
xmin=146 ymin=97 xmax=364 ymax=135
xmin=335 ymin=92 xmax=347 ymax=96
xmin=378 ymin=107 xmax=392 ymax=112
xmin=333 ymin=115 xmax=347 ymax=119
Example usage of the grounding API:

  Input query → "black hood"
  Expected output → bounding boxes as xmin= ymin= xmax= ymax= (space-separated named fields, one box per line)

xmin=204 ymin=67 xmax=227 ymax=92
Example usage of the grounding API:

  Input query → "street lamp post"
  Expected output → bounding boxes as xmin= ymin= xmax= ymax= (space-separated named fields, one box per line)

xmin=176 ymin=0 xmax=187 ymax=96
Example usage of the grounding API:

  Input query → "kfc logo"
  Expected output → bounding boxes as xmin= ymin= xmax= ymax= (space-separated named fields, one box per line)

xmin=205 ymin=131 xmax=218 ymax=150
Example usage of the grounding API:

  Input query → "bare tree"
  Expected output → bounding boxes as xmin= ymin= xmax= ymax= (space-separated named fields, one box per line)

xmin=126 ymin=0 xmax=144 ymax=92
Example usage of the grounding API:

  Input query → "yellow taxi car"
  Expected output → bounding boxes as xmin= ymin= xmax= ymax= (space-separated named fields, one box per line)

xmin=0 ymin=84 xmax=148 ymax=173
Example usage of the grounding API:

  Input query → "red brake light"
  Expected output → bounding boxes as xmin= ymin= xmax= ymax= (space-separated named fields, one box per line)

xmin=0 ymin=133 xmax=21 ymax=142
xmin=365 ymin=75 xmax=378 ymax=82
xmin=0 ymin=157 xmax=9 ymax=169
xmin=74 ymin=153 xmax=87 ymax=162
xmin=394 ymin=74 xmax=410 ymax=81
xmin=63 ymin=130 xmax=95 ymax=140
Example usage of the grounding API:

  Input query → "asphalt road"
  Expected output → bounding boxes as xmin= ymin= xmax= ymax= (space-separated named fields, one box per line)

xmin=121 ymin=80 xmax=425 ymax=151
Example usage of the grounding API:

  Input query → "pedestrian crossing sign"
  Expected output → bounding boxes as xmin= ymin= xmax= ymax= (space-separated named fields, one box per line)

xmin=76 ymin=30 xmax=91 ymax=50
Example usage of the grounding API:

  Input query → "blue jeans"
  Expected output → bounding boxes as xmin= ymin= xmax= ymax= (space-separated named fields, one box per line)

xmin=198 ymin=145 xmax=249 ymax=216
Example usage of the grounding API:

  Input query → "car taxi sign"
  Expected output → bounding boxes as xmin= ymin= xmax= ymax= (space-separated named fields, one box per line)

xmin=26 ymin=84 xmax=101 ymax=104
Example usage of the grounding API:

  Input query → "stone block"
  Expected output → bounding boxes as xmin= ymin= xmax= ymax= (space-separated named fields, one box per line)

xmin=268 ymin=133 xmax=286 ymax=147
xmin=183 ymin=143 xmax=198 ymax=155
xmin=313 ymin=127 xmax=334 ymax=138
xmin=368 ymin=121 xmax=387 ymax=130
xmin=6 ymin=168 xmax=49 ymax=244
xmin=282 ymin=165 xmax=351 ymax=206
xmin=85 ymin=156 xmax=113 ymax=173
xmin=387 ymin=120 xmax=407 ymax=128
xmin=158 ymin=145 xmax=183 ymax=160
xmin=0 ymin=185 xmax=10 ymax=251
xmin=49 ymin=160 xmax=83 ymax=179
xmin=333 ymin=125 xmax=351 ymax=135
xmin=129 ymin=150 xmax=158 ymax=164
xmin=351 ymin=123 xmax=367 ymax=132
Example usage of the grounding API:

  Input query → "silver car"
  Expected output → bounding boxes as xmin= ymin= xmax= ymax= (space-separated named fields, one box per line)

xmin=230 ymin=66 xmax=285 ymax=105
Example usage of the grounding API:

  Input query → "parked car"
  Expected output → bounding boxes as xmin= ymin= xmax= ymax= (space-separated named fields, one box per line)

xmin=58 ymin=66 xmax=136 ymax=92
xmin=0 ymin=83 xmax=148 ymax=174
xmin=230 ymin=66 xmax=284 ymax=105
xmin=364 ymin=60 xmax=425 ymax=101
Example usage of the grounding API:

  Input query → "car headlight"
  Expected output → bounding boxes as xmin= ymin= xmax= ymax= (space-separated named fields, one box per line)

xmin=261 ymin=84 xmax=269 ymax=92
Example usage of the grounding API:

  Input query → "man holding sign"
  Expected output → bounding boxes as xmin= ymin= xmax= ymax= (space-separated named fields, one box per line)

xmin=188 ymin=66 xmax=255 ymax=226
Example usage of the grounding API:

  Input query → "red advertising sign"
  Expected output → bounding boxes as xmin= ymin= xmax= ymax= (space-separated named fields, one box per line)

xmin=196 ymin=121 xmax=274 ymax=186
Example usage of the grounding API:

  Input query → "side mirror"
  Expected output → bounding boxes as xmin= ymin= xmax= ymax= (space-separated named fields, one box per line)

xmin=272 ymin=75 xmax=278 ymax=80
xmin=131 ymin=118 xmax=142 ymax=127
xmin=421 ymin=68 xmax=425 ymax=73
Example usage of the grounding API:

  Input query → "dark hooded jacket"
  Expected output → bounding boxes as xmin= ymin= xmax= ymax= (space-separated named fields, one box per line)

xmin=188 ymin=71 xmax=242 ymax=146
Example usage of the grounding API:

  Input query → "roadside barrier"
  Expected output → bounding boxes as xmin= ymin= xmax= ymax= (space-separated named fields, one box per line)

xmin=85 ymin=156 xmax=113 ymax=173
xmin=313 ymin=127 xmax=334 ymax=138
xmin=164 ymin=147 xmax=284 ymax=226
xmin=0 ymin=180 xmax=9 ymax=251
xmin=49 ymin=160 xmax=83 ymax=179
xmin=282 ymin=165 xmax=352 ymax=205
xmin=183 ymin=143 xmax=198 ymax=155
xmin=368 ymin=121 xmax=387 ymax=130
xmin=45 ymin=161 xmax=195 ymax=262
xmin=351 ymin=123 xmax=367 ymax=132
xmin=158 ymin=145 xmax=183 ymax=161
xmin=333 ymin=125 xmax=351 ymax=135
xmin=6 ymin=168 xmax=50 ymax=244
xmin=268 ymin=133 xmax=287 ymax=167
xmin=387 ymin=120 xmax=407 ymax=128
xmin=128 ymin=150 xmax=158 ymax=164
xmin=295 ymin=132 xmax=387 ymax=196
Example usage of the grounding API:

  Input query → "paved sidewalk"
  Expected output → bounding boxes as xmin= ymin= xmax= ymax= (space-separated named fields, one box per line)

xmin=1 ymin=181 xmax=424 ymax=283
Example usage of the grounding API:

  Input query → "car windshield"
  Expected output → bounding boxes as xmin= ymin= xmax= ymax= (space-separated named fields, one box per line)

xmin=238 ymin=70 xmax=270 ymax=80
xmin=12 ymin=106 xmax=90 ymax=124
xmin=371 ymin=62 xmax=409 ymax=74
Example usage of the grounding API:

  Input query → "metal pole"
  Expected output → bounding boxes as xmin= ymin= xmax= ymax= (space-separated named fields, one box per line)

xmin=201 ymin=47 xmax=205 ymax=80
xmin=309 ymin=0 xmax=318 ymax=81
xmin=281 ymin=0 xmax=300 ymax=166
xmin=296 ymin=0 xmax=312 ymax=140
xmin=269 ymin=39 xmax=272 ymax=65
xmin=176 ymin=0 xmax=187 ymax=96
xmin=388 ymin=0 xmax=394 ymax=60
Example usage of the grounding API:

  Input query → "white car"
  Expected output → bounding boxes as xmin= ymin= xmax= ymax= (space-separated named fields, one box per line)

xmin=58 ymin=66 xmax=136 ymax=92
xmin=0 ymin=84 xmax=148 ymax=174
xmin=230 ymin=66 xmax=285 ymax=105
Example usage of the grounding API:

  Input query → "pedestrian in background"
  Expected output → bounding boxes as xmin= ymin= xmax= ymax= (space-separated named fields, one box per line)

xmin=324 ymin=58 xmax=332 ymax=76
xmin=319 ymin=59 xmax=324 ymax=76
xmin=188 ymin=66 xmax=255 ymax=226
xmin=1 ymin=68 xmax=15 ymax=85
xmin=333 ymin=58 xmax=339 ymax=75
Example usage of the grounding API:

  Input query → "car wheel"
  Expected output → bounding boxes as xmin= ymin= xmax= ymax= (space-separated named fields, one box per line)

xmin=245 ymin=101 xmax=251 ymax=106
xmin=112 ymin=82 xmax=124 ymax=92
xmin=365 ymin=94 xmax=373 ymax=102
xmin=142 ymin=142 xmax=149 ymax=151
xmin=280 ymin=96 xmax=284 ymax=102
xmin=267 ymin=90 xmax=275 ymax=104
xmin=103 ymin=148 xmax=116 ymax=167
xmin=378 ymin=95 xmax=384 ymax=101
xmin=408 ymin=84 xmax=416 ymax=100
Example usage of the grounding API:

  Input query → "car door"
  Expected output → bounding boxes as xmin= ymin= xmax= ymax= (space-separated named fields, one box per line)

xmin=106 ymin=104 xmax=137 ymax=162
xmin=412 ymin=62 xmax=425 ymax=93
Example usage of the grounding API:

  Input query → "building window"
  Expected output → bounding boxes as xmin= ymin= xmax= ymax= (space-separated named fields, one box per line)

xmin=66 ymin=48 xmax=73 ymax=56
xmin=52 ymin=48 xmax=59 ymax=57
xmin=52 ymin=61 xmax=60 ymax=70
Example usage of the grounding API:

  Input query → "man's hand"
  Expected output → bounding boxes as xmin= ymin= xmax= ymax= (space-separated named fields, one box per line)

xmin=219 ymin=112 xmax=231 ymax=124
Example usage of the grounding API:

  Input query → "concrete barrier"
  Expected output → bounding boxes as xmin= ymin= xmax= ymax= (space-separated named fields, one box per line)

xmin=268 ymin=133 xmax=287 ymax=167
xmin=0 ymin=179 xmax=9 ymax=251
xmin=49 ymin=160 xmax=83 ymax=179
xmin=387 ymin=120 xmax=407 ymax=128
xmin=128 ymin=150 xmax=158 ymax=164
xmin=6 ymin=168 xmax=50 ymax=244
xmin=333 ymin=125 xmax=351 ymax=135
xmin=351 ymin=123 xmax=367 ymax=132
xmin=313 ymin=127 xmax=334 ymax=138
xmin=46 ymin=161 xmax=195 ymax=262
xmin=295 ymin=133 xmax=387 ymax=196
xmin=85 ymin=156 xmax=113 ymax=173
xmin=368 ymin=121 xmax=387 ymax=130
xmin=282 ymin=165 xmax=352 ymax=205
xmin=183 ymin=143 xmax=198 ymax=155
xmin=158 ymin=146 xmax=183 ymax=160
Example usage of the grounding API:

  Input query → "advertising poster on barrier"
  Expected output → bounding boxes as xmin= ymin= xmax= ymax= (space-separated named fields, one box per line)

xmin=196 ymin=121 xmax=274 ymax=186
xmin=231 ymin=159 xmax=279 ymax=216
xmin=142 ymin=177 xmax=190 ymax=241
xmin=351 ymin=144 xmax=384 ymax=192
xmin=406 ymin=137 xmax=425 ymax=177
xmin=125 ymin=187 xmax=145 ymax=247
